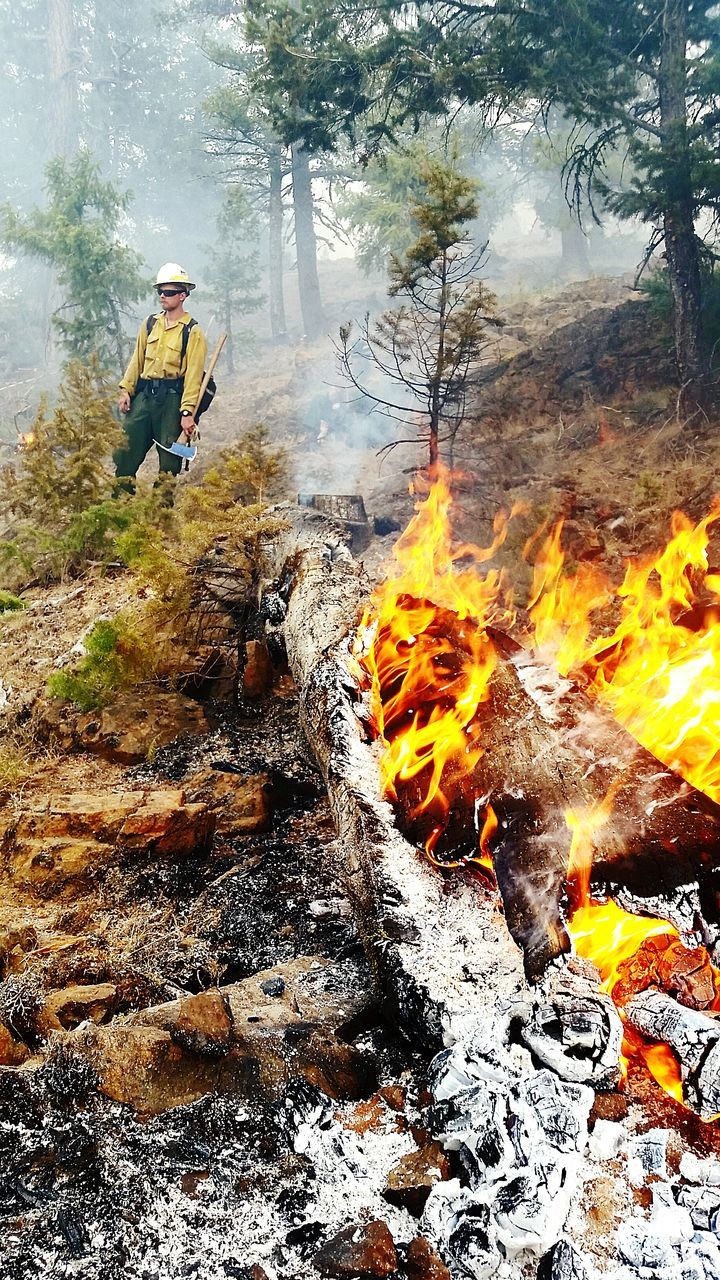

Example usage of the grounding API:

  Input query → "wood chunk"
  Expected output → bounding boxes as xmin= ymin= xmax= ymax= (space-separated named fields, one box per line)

xmin=612 ymin=935 xmax=717 ymax=1011
xmin=625 ymin=989 xmax=720 ymax=1121
xmin=393 ymin=617 xmax=720 ymax=979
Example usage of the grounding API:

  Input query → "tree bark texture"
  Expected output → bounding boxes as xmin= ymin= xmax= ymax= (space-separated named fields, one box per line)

xmin=291 ymin=144 xmax=324 ymax=341
xmin=268 ymin=147 xmax=287 ymax=341
xmin=47 ymin=0 xmax=79 ymax=158
xmin=659 ymin=0 xmax=708 ymax=401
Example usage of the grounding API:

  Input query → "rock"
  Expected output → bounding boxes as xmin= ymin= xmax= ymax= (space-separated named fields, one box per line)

xmin=261 ymin=977 xmax=285 ymax=997
xmin=313 ymin=1220 xmax=397 ymax=1277
xmin=3 ymin=788 xmax=215 ymax=889
xmin=38 ymin=690 xmax=210 ymax=763
xmin=243 ymin=639 xmax=274 ymax=698
xmin=383 ymin=1142 xmax=451 ymax=1216
xmin=65 ymin=956 xmax=375 ymax=1115
xmin=165 ymin=989 xmax=233 ymax=1058
xmin=73 ymin=1024 xmax=222 ymax=1115
xmin=171 ymin=644 xmax=237 ymax=700
xmin=185 ymin=769 xmax=272 ymax=836
xmin=405 ymin=1235 xmax=451 ymax=1280
xmin=220 ymin=956 xmax=374 ymax=1101
xmin=42 ymin=983 xmax=118 ymax=1032
xmin=379 ymin=1084 xmax=406 ymax=1112
xmin=0 ymin=1022 xmax=29 ymax=1066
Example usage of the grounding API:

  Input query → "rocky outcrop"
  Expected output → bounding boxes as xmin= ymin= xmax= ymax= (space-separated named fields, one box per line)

xmin=1 ymin=788 xmax=215 ymax=891
xmin=60 ymin=956 xmax=374 ymax=1115
xmin=36 ymin=689 xmax=211 ymax=763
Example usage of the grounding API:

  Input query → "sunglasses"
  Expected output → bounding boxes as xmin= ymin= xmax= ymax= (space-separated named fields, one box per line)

xmin=157 ymin=287 xmax=185 ymax=297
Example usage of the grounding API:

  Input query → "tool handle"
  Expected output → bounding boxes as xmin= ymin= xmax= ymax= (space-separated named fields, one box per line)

xmin=192 ymin=332 xmax=227 ymax=419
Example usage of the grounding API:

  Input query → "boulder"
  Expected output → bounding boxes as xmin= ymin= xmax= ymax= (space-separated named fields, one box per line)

xmin=313 ymin=1220 xmax=397 ymax=1278
xmin=38 ymin=690 xmax=210 ymax=763
xmin=73 ymin=1024 xmax=222 ymax=1115
xmin=65 ymin=956 xmax=374 ymax=1115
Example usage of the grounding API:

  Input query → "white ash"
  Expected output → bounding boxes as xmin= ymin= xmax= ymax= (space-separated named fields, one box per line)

xmin=424 ymin=1010 xmax=595 ymax=1272
xmin=676 ymin=1184 xmax=720 ymax=1232
xmin=651 ymin=1185 xmax=695 ymax=1241
xmin=283 ymin=1083 xmax=417 ymax=1242
xmin=588 ymin=1120 xmax=625 ymax=1162
xmin=615 ymin=1214 xmax=720 ymax=1280
xmin=515 ymin=964 xmax=623 ymax=1089
xmin=627 ymin=1128 xmax=669 ymax=1184
xmin=680 ymin=1154 xmax=720 ymax=1186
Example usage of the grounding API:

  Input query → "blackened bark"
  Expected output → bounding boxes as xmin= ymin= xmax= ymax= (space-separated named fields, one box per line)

xmin=268 ymin=147 xmax=287 ymax=342
xmin=659 ymin=0 xmax=708 ymax=406
xmin=291 ymin=143 xmax=324 ymax=341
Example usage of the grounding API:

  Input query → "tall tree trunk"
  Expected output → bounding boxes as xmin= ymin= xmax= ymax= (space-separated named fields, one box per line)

xmin=291 ymin=143 xmax=324 ymax=342
xmin=267 ymin=147 xmax=287 ymax=342
xmin=559 ymin=218 xmax=591 ymax=281
xmin=47 ymin=0 xmax=79 ymax=158
xmin=658 ymin=0 xmax=708 ymax=408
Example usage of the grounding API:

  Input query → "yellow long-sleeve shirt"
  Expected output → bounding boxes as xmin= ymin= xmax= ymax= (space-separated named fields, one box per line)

xmin=120 ymin=313 xmax=208 ymax=415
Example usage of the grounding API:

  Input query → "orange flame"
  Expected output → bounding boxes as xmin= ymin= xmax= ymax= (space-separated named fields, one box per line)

xmin=353 ymin=466 xmax=516 ymax=864
xmin=527 ymin=507 xmax=720 ymax=802
xmin=356 ymin=472 xmax=720 ymax=1112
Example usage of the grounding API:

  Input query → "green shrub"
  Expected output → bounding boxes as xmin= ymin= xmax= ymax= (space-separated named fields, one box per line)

xmin=47 ymin=615 xmax=152 ymax=711
xmin=0 ymin=590 xmax=24 ymax=612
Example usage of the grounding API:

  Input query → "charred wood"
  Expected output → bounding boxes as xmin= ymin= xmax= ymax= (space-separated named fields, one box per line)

xmin=625 ymin=988 xmax=720 ymax=1121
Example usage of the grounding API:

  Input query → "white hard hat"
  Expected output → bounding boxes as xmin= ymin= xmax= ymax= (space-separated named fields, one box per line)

xmin=155 ymin=262 xmax=195 ymax=290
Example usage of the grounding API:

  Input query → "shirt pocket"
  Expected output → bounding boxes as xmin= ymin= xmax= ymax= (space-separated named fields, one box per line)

xmin=161 ymin=329 xmax=184 ymax=378
xmin=143 ymin=330 xmax=162 ymax=377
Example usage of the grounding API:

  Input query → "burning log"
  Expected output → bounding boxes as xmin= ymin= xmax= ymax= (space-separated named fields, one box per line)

xmin=391 ymin=616 xmax=720 ymax=979
xmin=624 ymin=988 xmax=720 ymax=1121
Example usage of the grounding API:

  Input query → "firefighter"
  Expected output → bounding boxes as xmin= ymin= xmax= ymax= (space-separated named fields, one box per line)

xmin=114 ymin=263 xmax=208 ymax=489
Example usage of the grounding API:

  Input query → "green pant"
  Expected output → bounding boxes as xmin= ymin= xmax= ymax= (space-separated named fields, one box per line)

xmin=114 ymin=389 xmax=183 ymax=482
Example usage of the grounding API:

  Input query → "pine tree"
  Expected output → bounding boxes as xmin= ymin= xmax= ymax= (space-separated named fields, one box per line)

xmin=338 ymin=154 xmax=499 ymax=470
xmin=0 ymin=358 xmax=124 ymax=586
xmin=1 ymin=151 xmax=148 ymax=368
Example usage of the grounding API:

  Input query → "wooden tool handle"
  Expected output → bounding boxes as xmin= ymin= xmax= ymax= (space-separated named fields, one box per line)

xmin=192 ymin=333 xmax=227 ymax=418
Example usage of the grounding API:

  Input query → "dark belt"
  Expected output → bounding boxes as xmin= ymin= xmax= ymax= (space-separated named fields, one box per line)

xmin=136 ymin=377 xmax=183 ymax=396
